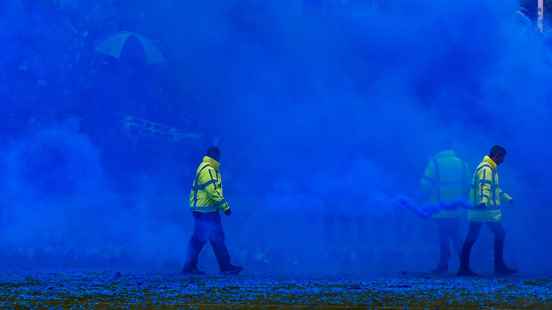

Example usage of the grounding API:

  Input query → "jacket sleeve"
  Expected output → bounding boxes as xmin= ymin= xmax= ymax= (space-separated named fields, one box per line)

xmin=476 ymin=166 xmax=493 ymax=206
xmin=200 ymin=167 xmax=230 ymax=211
xmin=419 ymin=160 xmax=435 ymax=200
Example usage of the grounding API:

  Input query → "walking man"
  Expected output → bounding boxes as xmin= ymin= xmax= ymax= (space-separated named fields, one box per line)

xmin=457 ymin=145 xmax=516 ymax=276
xmin=182 ymin=146 xmax=243 ymax=275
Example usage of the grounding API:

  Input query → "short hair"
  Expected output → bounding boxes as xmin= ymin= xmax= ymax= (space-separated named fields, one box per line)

xmin=489 ymin=145 xmax=506 ymax=157
xmin=206 ymin=146 xmax=221 ymax=160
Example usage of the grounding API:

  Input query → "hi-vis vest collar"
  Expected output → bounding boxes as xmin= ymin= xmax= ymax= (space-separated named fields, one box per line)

xmin=482 ymin=155 xmax=497 ymax=170
xmin=202 ymin=156 xmax=220 ymax=170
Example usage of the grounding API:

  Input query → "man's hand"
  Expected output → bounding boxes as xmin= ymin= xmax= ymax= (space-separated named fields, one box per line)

xmin=503 ymin=193 xmax=514 ymax=207
xmin=224 ymin=209 xmax=232 ymax=216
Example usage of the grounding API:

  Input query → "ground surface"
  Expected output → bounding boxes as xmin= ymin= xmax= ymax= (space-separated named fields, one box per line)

xmin=0 ymin=272 xmax=551 ymax=308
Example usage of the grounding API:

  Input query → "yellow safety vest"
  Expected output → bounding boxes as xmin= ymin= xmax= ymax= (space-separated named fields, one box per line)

xmin=189 ymin=156 xmax=230 ymax=213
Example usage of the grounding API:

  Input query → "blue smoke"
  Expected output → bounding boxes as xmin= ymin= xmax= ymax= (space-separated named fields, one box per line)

xmin=1 ymin=0 xmax=551 ymax=275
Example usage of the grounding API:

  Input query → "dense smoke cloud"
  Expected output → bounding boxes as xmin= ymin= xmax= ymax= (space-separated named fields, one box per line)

xmin=1 ymin=0 xmax=551 ymax=274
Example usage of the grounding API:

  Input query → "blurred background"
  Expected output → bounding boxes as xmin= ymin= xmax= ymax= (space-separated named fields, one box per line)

xmin=0 ymin=0 xmax=551 ymax=276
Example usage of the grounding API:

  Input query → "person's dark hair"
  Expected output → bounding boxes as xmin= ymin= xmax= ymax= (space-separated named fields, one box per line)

xmin=489 ymin=145 xmax=507 ymax=158
xmin=206 ymin=146 xmax=221 ymax=161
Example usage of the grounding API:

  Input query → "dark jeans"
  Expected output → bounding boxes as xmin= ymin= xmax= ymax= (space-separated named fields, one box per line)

xmin=459 ymin=222 xmax=507 ymax=269
xmin=183 ymin=212 xmax=232 ymax=271
xmin=436 ymin=219 xmax=461 ymax=268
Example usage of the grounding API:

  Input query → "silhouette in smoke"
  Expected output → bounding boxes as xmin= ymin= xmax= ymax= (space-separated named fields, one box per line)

xmin=182 ymin=147 xmax=243 ymax=275
xmin=420 ymin=149 xmax=471 ymax=274
xmin=458 ymin=145 xmax=517 ymax=276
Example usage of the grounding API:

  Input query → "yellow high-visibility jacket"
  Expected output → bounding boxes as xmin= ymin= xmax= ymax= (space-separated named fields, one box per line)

xmin=420 ymin=150 xmax=471 ymax=219
xmin=468 ymin=155 xmax=513 ymax=222
xmin=189 ymin=156 xmax=230 ymax=213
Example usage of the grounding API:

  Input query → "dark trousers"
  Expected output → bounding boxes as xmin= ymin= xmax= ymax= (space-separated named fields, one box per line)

xmin=436 ymin=219 xmax=461 ymax=268
xmin=459 ymin=222 xmax=507 ymax=269
xmin=184 ymin=212 xmax=232 ymax=271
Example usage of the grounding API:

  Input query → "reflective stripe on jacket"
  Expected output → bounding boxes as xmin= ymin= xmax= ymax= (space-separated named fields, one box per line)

xmin=468 ymin=155 xmax=512 ymax=222
xmin=420 ymin=150 xmax=471 ymax=219
xmin=189 ymin=156 xmax=230 ymax=213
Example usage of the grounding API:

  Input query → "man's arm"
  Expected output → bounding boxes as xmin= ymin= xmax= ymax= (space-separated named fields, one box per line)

xmin=201 ymin=168 xmax=230 ymax=212
xmin=500 ymin=190 xmax=513 ymax=205
xmin=476 ymin=166 xmax=493 ymax=206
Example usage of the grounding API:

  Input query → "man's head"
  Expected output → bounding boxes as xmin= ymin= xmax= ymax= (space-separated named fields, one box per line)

xmin=489 ymin=145 xmax=507 ymax=165
xmin=206 ymin=146 xmax=221 ymax=162
xmin=440 ymin=136 xmax=459 ymax=152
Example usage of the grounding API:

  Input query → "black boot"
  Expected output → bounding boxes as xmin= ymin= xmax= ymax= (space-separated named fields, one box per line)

xmin=210 ymin=233 xmax=242 ymax=275
xmin=181 ymin=264 xmax=206 ymax=275
xmin=457 ymin=267 xmax=478 ymax=277
xmin=494 ymin=239 xmax=517 ymax=276
xmin=457 ymin=241 xmax=478 ymax=277
xmin=495 ymin=264 xmax=517 ymax=276
xmin=221 ymin=264 xmax=243 ymax=275
xmin=182 ymin=236 xmax=206 ymax=275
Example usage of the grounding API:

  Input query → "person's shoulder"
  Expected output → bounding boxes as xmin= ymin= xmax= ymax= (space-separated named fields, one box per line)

xmin=199 ymin=164 xmax=216 ymax=172
xmin=476 ymin=163 xmax=493 ymax=175
xmin=196 ymin=163 xmax=214 ymax=174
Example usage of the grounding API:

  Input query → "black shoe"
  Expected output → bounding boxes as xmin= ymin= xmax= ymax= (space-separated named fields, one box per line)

xmin=495 ymin=265 xmax=517 ymax=276
xmin=182 ymin=266 xmax=206 ymax=275
xmin=221 ymin=265 xmax=243 ymax=275
xmin=457 ymin=268 xmax=479 ymax=277
xmin=431 ymin=265 xmax=448 ymax=275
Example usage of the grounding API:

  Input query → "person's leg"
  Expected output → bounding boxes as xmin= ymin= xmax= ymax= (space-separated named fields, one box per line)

xmin=488 ymin=222 xmax=516 ymax=275
xmin=450 ymin=218 xmax=463 ymax=258
xmin=208 ymin=212 xmax=239 ymax=272
xmin=182 ymin=212 xmax=208 ymax=273
xmin=434 ymin=220 xmax=450 ymax=273
xmin=458 ymin=222 xmax=482 ymax=275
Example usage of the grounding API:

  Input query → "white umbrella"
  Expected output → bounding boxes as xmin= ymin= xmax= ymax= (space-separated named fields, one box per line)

xmin=96 ymin=31 xmax=165 ymax=64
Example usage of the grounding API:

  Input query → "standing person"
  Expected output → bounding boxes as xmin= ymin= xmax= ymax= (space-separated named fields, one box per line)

xmin=420 ymin=150 xmax=471 ymax=274
xmin=457 ymin=145 xmax=516 ymax=276
xmin=182 ymin=146 xmax=243 ymax=275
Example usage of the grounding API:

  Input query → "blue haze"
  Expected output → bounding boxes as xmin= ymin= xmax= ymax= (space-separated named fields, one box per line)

xmin=0 ymin=0 xmax=551 ymax=275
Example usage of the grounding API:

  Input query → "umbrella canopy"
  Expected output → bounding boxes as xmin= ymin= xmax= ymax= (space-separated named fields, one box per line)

xmin=96 ymin=31 xmax=165 ymax=64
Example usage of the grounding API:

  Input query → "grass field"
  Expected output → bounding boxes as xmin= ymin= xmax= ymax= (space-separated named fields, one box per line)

xmin=1 ymin=272 xmax=551 ymax=308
